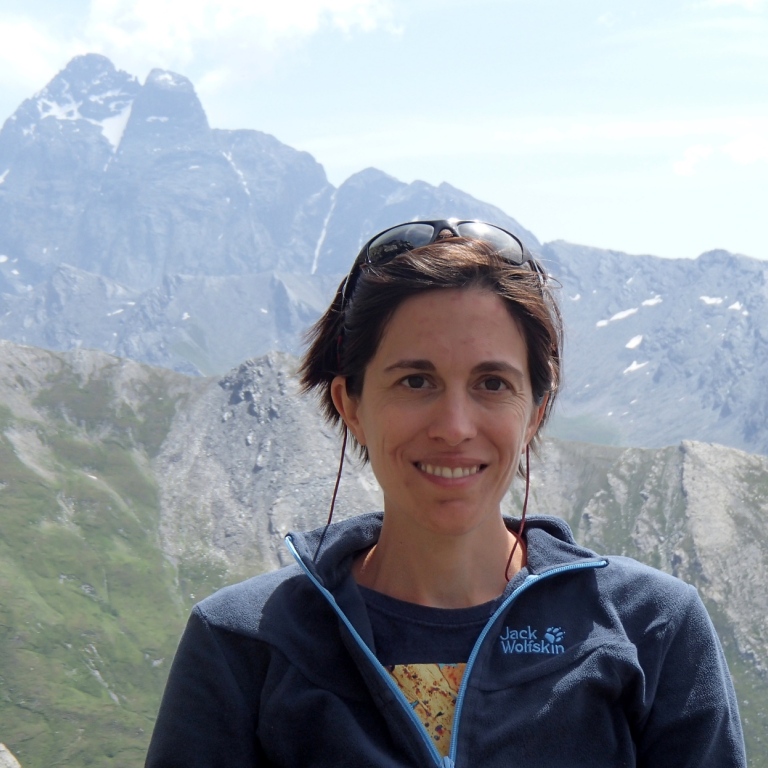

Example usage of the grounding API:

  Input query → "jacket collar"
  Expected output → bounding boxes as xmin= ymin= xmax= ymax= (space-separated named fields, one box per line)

xmin=285 ymin=512 xmax=601 ymax=590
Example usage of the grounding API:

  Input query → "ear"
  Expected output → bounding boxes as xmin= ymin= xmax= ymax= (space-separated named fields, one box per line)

xmin=524 ymin=393 xmax=549 ymax=446
xmin=330 ymin=376 xmax=366 ymax=446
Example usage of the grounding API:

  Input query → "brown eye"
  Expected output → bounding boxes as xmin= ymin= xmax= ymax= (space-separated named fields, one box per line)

xmin=402 ymin=375 xmax=429 ymax=389
xmin=480 ymin=377 xmax=508 ymax=392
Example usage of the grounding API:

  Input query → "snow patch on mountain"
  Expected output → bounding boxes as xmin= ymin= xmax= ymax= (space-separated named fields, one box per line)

xmin=152 ymin=72 xmax=183 ymax=87
xmin=623 ymin=360 xmax=649 ymax=374
xmin=99 ymin=104 xmax=133 ymax=150
xmin=38 ymin=96 xmax=78 ymax=120
xmin=222 ymin=151 xmax=250 ymax=197
xmin=312 ymin=189 xmax=337 ymax=275
xmin=88 ymin=88 xmax=125 ymax=105
xmin=596 ymin=307 xmax=638 ymax=327
xmin=36 ymin=88 xmax=133 ymax=150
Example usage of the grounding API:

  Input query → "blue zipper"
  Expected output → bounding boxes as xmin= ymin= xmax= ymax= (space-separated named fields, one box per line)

xmin=286 ymin=534 xmax=607 ymax=768
xmin=285 ymin=535 xmax=447 ymax=766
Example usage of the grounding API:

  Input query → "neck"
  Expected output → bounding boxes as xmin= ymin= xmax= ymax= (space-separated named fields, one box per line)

xmin=353 ymin=515 xmax=524 ymax=608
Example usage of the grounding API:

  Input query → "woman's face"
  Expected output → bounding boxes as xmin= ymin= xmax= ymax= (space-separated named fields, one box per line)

xmin=332 ymin=288 xmax=546 ymax=540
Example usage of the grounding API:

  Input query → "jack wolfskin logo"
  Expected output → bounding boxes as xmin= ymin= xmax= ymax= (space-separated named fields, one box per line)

xmin=544 ymin=627 xmax=564 ymax=644
xmin=499 ymin=625 xmax=566 ymax=655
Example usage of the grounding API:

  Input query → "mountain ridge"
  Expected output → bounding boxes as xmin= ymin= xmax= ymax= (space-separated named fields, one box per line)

xmin=2 ymin=54 xmax=767 ymax=461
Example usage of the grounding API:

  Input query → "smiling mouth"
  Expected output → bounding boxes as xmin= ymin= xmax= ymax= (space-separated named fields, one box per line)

xmin=417 ymin=463 xmax=484 ymax=479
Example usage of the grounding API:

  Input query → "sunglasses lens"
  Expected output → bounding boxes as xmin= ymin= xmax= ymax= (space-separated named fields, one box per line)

xmin=367 ymin=223 xmax=436 ymax=264
xmin=456 ymin=222 xmax=525 ymax=264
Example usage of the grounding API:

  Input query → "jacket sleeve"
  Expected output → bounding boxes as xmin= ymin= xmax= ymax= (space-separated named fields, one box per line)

xmin=637 ymin=584 xmax=747 ymax=768
xmin=145 ymin=608 xmax=267 ymax=767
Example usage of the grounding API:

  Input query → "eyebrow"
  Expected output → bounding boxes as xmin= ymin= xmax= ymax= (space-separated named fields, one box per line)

xmin=472 ymin=361 xmax=525 ymax=382
xmin=384 ymin=359 xmax=525 ymax=383
xmin=383 ymin=359 xmax=435 ymax=372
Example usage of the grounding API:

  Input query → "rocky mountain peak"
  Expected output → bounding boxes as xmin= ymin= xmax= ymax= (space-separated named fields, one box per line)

xmin=1 ymin=53 xmax=139 ymax=153
xmin=132 ymin=67 xmax=208 ymax=131
xmin=145 ymin=67 xmax=196 ymax=93
xmin=111 ymin=66 xmax=210 ymax=165
xmin=36 ymin=53 xmax=137 ymax=123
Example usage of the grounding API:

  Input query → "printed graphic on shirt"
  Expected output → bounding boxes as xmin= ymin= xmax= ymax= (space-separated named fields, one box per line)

xmin=387 ymin=663 xmax=466 ymax=757
xmin=499 ymin=625 xmax=566 ymax=654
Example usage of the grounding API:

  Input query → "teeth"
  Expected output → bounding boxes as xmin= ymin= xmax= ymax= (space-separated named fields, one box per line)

xmin=419 ymin=464 xmax=481 ymax=479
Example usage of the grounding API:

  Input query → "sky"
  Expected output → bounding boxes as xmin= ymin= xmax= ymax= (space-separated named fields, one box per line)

xmin=0 ymin=0 xmax=766 ymax=261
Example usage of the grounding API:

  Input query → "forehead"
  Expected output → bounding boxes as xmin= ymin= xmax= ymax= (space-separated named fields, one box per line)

xmin=374 ymin=288 xmax=529 ymax=367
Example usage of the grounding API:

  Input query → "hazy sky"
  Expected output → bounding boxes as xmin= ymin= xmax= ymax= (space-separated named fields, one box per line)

xmin=1 ymin=0 xmax=766 ymax=260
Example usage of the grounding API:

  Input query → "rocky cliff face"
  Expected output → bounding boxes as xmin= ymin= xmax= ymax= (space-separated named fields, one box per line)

xmin=154 ymin=352 xmax=382 ymax=589
xmin=0 ymin=744 xmax=22 ymax=768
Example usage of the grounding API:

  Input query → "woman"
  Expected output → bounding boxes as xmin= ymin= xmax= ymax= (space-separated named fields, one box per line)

xmin=146 ymin=220 xmax=746 ymax=767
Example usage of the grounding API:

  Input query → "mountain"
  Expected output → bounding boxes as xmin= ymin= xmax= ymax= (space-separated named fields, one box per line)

xmin=0 ymin=340 xmax=194 ymax=767
xmin=0 ymin=53 xmax=534 ymax=372
xmin=1 ymin=54 xmax=766 ymax=459
xmin=544 ymin=242 xmax=768 ymax=452
xmin=0 ymin=341 xmax=766 ymax=766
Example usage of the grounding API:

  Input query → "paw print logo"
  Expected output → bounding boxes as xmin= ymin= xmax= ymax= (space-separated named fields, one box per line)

xmin=544 ymin=627 xmax=564 ymax=644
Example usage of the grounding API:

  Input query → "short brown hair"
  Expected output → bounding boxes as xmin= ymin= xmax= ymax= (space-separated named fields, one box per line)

xmin=300 ymin=238 xmax=562 ymax=466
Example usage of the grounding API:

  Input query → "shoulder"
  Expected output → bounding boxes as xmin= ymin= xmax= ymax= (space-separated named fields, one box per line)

xmin=595 ymin=555 xmax=707 ymax=641
xmin=193 ymin=564 xmax=315 ymax=639
xmin=598 ymin=554 xmax=694 ymax=599
xmin=530 ymin=523 xmax=701 ymax=633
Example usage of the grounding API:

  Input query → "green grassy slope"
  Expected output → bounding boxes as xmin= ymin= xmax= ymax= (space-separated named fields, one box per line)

xmin=0 ymin=361 xmax=194 ymax=767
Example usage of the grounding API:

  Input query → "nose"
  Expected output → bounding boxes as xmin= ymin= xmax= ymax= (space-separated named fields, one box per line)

xmin=426 ymin=390 xmax=477 ymax=446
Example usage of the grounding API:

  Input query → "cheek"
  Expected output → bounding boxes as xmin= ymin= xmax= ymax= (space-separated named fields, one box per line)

xmin=491 ymin=407 xmax=537 ymax=454
xmin=365 ymin=406 xmax=419 ymax=458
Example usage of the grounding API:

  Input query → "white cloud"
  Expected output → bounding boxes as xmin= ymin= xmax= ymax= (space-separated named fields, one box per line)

xmin=0 ymin=16 xmax=79 ymax=96
xmin=83 ymin=0 xmax=396 ymax=72
xmin=698 ymin=0 xmax=765 ymax=9
xmin=0 ymin=1 xmax=396 ymax=116
xmin=490 ymin=116 xmax=767 ymax=149
xmin=723 ymin=132 xmax=768 ymax=164
xmin=673 ymin=143 xmax=714 ymax=176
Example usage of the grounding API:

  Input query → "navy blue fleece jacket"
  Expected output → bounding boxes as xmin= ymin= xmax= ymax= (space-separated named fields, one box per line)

xmin=146 ymin=513 xmax=746 ymax=767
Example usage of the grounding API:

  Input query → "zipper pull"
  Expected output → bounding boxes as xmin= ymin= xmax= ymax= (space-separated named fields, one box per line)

xmin=442 ymin=758 xmax=455 ymax=768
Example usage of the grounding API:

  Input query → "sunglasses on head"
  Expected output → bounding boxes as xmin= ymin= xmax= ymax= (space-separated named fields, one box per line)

xmin=340 ymin=219 xmax=541 ymax=305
